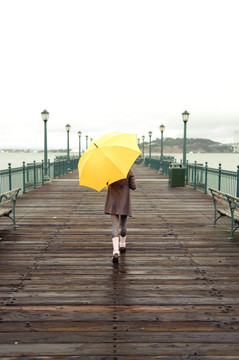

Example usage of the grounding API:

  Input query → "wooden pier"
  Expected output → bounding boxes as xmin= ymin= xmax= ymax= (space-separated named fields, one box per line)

xmin=0 ymin=164 xmax=239 ymax=359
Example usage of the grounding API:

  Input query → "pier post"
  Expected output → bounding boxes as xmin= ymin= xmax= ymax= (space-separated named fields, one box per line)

xmin=41 ymin=160 xmax=44 ymax=185
xmin=194 ymin=161 xmax=197 ymax=189
xmin=8 ymin=163 xmax=12 ymax=191
xmin=48 ymin=159 xmax=51 ymax=179
xmin=148 ymin=131 xmax=152 ymax=166
xmin=218 ymin=163 xmax=222 ymax=191
xmin=237 ymin=165 xmax=239 ymax=197
xmin=186 ymin=160 xmax=189 ymax=184
xmin=159 ymin=124 xmax=165 ymax=171
xmin=23 ymin=162 xmax=26 ymax=193
xmin=65 ymin=124 xmax=71 ymax=172
xmin=204 ymin=162 xmax=208 ymax=193
xmin=33 ymin=161 xmax=36 ymax=188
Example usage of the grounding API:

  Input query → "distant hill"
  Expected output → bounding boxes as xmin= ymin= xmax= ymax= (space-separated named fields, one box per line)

xmin=140 ymin=138 xmax=232 ymax=153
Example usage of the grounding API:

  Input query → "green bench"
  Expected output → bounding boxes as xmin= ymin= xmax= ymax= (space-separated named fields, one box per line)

xmin=0 ymin=188 xmax=21 ymax=232
xmin=210 ymin=188 xmax=239 ymax=240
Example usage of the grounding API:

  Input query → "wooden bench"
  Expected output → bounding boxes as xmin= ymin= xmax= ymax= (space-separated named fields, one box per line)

xmin=0 ymin=188 xmax=21 ymax=231
xmin=210 ymin=187 xmax=239 ymax=240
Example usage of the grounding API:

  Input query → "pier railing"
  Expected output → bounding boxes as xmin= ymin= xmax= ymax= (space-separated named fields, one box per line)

xmin=187 ymin=161 xmax=239 ymax=196
xmin=0 ymin=156 xmax=79 ymax=194
xmin=2 ymin=155 xmax=239 ymax=198
xmin=141 ymin=156 xmax=239 ymax=197
xmin=137 ymin=156 xmax=174 ymax=175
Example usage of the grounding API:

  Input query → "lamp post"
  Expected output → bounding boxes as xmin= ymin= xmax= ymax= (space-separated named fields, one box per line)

xmin=159 ymin=124 xmax=165 ymax=162
xmin=86 ymin=135 xmax=88 ymax=150
xmin=182 ymin=110 xmax=190 ymax=166
xmin=159 ymin=124 xmax=165 ymax=172
xmin=65 ymin=124 xmax=71 ymax=171
xmin=142 ymin=135 xmax=145 ymax=159
xmin=78 ymin=131 xmax=82 ymax=158
xmin=149 ymin=131 xmax=152 ymax=165
xmin=41 ymin=109 xmax=50 ymax=180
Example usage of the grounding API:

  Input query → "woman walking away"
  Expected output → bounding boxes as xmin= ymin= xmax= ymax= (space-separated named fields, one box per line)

xmin=104 ymin=167 xmax=136 ymax=263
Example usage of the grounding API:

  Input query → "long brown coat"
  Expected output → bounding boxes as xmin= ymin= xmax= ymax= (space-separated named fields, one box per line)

xmin=104 ymin=168 xmax=136 ymax=217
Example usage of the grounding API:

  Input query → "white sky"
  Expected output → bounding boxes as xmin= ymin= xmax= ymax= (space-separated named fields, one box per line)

xmin=0 ymin=0 xmax=239 ymax=151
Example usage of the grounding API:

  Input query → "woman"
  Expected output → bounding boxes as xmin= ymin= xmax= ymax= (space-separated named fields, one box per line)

xmin=104 ymin=167 xmax=136 ymax=263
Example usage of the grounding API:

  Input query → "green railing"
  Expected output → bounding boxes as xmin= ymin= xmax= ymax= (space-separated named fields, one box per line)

xmin=143 ymin=156 xmax=239 ymax=197
xmin=137 ymin=156 xmax=175 ymax=176
xmin=0 ymin=156 xmax=79 ymax=194
xmin=3 ymin=155 xmax=238 ymax=198
xmin=187 ymin=161 xmax=239 ymax=196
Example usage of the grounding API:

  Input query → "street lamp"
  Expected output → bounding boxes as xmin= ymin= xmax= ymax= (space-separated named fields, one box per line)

xmin=86 ymin=135 xmax=88 ymax=150
xmin=41 ymin=109 xmax=50 ymax=180
xmin=65 ymin=124 xmax=71 ymax=171
xmin=142 ymin=135 xmax=145 ymax=159
xmin=159 ymin=124 xmax=165 ymax=162
xmin=182 ymin=110 xmax=190 ymax=166
xmin=78 ymin=131 xmax=82 ymax=158
xmin=149 ymin=131 xmax=152 ymax=165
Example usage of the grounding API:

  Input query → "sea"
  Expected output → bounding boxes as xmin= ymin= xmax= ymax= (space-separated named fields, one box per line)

xmin=167 ymin=152 xmax=239 ymax=172
xmin=150 ymin=152 xmax=239 ymax=172
xmin=1 ymin=151 xmax=239 ymax=172
xmin=0 ymin=152 xmax=79 ymax=171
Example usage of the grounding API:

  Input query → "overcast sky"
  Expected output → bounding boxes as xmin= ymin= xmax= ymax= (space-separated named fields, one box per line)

xmin=0 ymin=0 xmax=238 ymax=151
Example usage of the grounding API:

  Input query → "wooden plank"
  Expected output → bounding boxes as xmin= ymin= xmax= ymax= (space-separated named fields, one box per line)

xmin=1 ymin=165 xmax=239 ymax=358
xmin=1 ymin=342 xmax=239 ymax=356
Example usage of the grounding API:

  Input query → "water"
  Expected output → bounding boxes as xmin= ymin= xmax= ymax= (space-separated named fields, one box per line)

xmin=0 ymin=152 xmax=78 ymax=170
xmin=153 ymin=152 xmax=239 ymax=172
xmin=1 ymin=151 xmax=239 ymax=172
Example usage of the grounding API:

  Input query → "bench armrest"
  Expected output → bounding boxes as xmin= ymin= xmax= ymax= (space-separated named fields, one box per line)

xmin=209 ymin=188 xmax=229 ymax=225
xmin=0 ymin=188 xmax=21 ymax=202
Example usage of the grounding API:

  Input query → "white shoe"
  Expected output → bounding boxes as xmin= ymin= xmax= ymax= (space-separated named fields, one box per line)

xmin=112 ymin=236 xmax=120 ymax=263
xmin=119 ymin=235 xmax=126 ymax=253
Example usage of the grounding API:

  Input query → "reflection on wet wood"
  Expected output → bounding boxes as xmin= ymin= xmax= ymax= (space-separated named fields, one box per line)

xmin=0 ymin=164 xmax=239 ymax=359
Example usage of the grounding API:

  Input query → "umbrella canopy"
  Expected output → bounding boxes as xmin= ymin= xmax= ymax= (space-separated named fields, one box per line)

xmin=78 ymin=132 xmax=141 ymax=192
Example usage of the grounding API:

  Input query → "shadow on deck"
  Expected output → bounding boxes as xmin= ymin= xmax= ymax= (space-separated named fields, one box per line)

xmin=0 ymin=164 xmax=239 ymax=359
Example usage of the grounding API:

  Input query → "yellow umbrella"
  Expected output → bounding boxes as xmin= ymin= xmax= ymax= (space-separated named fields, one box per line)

xmin=78 ymin=132 xmax=141 ymax=192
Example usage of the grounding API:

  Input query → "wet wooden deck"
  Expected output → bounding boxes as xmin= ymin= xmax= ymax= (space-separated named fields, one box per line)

xmin=0 ymin=164 xmax=239 ymax=359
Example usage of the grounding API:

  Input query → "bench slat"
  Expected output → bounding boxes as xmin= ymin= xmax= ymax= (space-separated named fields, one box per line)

xmin=0 ymin=209 xmax=11 ymax=217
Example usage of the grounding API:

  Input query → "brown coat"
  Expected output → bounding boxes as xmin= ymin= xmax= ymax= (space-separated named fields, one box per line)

xmin=104 ymin=168 xmax=136 ymax=217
